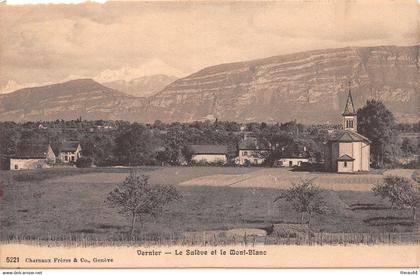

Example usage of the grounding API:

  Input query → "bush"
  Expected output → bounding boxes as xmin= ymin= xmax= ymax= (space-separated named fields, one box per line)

xmin=402 ymin=159 xmax=420 ymax=169
xmin=75 ymin=157 xmax=93 ymax=168
xmin=190 ymin=159 xmax=227 ymax=166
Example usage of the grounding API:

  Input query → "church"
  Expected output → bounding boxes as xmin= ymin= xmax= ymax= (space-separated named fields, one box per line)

xmin=324 ymin=90 xmax=371 ymax=173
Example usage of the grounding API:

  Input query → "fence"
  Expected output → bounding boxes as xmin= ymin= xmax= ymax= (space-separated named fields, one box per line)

xmin=2 ymin=230 xmax=419 ymax=247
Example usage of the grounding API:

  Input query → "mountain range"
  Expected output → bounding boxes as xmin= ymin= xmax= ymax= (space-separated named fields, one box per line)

xmin=102 ymin=74 xmax=178 ymax=97
xmin=0 ymin=45 xmax=418 ymax=123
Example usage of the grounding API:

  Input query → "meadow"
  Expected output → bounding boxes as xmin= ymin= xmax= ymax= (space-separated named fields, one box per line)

xmin=0 ymin=166 xmax=418 ymax=245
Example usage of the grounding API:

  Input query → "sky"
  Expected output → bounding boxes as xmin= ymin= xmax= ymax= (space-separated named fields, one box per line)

xmin=0 ymin=0 xmax=419 ymax=93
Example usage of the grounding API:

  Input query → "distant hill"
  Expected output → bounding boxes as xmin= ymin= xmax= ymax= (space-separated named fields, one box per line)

xmin=102 ymin=74 xmax=177 ymax=97
xmin=0 ymin=79 xmax=146 ymax=121
xmin=0 ymin=45 xmax=418 ymax=123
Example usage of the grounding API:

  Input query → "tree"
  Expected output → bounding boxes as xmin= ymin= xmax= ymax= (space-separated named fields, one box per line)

xmin=412 ymin=171 xmax=420 ymax=184
xmin=274 ymin=178 xmax=327 ymax=231
xmin=372 ymin=176 xmax=419 ymax=220
xmin=0 ymin=126 xmax=18 ymax=170
xmin=398 ymin=183 xmax=420 ymax=221
xmin=75 ymin=157 xmax=93 ymax=168
xmin=357 ymin=100 xmax=399 ymax=167
xmin=181 ymin=145 xmax=195 ymax=164
xmin=372 ymin=176 xmax=405 ymax=208
xmin=401 ymin=138 xmax=416 ymax=156
xmin=161 ymin=128 xmax=187 ymax=165
xmin=114 ymin=124 xmax=160 ymax=166
xmin=107 ymin=171 xmax=181 ymax=237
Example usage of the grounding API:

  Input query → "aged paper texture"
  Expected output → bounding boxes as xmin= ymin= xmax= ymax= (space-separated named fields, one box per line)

xmin=0 ymin=0 xmax=419 ymax=269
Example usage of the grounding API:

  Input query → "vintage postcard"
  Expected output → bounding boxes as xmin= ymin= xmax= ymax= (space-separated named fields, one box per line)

xmin=0 ymin=0 xmax=419 ymax=269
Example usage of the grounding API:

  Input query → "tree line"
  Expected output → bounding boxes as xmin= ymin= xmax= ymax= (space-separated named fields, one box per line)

xmin=0 ymin=100 xmax=419 ymax=169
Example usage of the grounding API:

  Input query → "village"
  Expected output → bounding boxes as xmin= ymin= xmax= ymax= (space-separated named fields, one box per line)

xmin=3 ymin=90 xmax=417 ymax=174
xmin=0 ymin=89 xmax=419 ymax=246
xmin=1 ymin=1 xmax=419 ymax=270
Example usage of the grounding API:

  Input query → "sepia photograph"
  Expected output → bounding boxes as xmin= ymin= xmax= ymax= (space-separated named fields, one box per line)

xmin=0 ymin=0 xmax=419 ymax=269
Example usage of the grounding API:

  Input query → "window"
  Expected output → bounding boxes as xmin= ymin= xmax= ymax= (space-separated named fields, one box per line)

xmin=344 ymin=161 xmax=347 ymax=167
xmin=298 ymin=161 xmax=302 ymax=166
xmin=71 ymin=156 xmax=75 ymax=162
xmin=346 ymin=120 xmax=353 ymax=129
xmin=289 ymin=161 xmax=293 ymax=167
xmin=243 ymin=151 xmax=248 ymax=156
xmin=14 ymin=164 xmax=18 ymax=170
xmin=65 ymin=156 xmax=68 ymax=161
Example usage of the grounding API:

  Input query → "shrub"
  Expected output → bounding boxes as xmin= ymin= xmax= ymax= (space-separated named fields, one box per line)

xmin=75 ymin=157 xmax=93 ymax=168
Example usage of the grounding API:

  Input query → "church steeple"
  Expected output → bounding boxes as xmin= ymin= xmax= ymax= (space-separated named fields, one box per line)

xmin=343 ymin=89 xmax=356 ymax=116
xmin=342 ymin=86 xmax=357 ymax=132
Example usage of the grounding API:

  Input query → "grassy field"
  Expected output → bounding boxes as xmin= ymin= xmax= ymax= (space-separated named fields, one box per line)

xmin=0 ymin=166 xmax=418 ymax=244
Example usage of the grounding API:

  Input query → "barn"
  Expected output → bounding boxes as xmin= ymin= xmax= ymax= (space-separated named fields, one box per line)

xmin=189 ymin=145 xmax=228 ymax=164
xmin=10 ymin=144 xmax=56 ymax=170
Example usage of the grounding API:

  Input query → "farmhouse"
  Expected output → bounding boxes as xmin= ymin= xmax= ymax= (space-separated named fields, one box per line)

xmin=58 ymin=141 xmax=82 ymax=163
xmin=189 ymin=145 xmax=228 ymax=164
xmin=10 ymin=144 xmax=56 ymax=170
xmin=324 ymin=90 xmax=371 ymax=173
xmin=237 ymin=136 xmax=270 ymax=166
xmin=275 ymin=148 xmax=311 ymax=167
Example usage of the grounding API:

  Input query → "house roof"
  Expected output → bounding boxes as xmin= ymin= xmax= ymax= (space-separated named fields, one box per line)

xmin=189 ymin=145 xmax=228 ymax=155
xmin=328 ymin=130 xmax=371 ymax=143
xmin=60 ymin=141 xmax=80 ymax=152
xmin=14 ymin=144 xmax=51 ymax=159
xmin=238 ymin=137 xmax=270 ymax=150
xmin=279 ymin=149 xmax=311 ymax=159
xmin=337 ymin=154 xmax=355 ymax=161
xmin=343 ymin=89 xmax=356 ymax=116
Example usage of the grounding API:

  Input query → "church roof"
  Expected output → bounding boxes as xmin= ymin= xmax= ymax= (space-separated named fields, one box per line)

xmin=343 ymin=90 xmax=356 ymax=116
xmin=337 ymin=154 xmax=355 ymax=161
xmin=328 ymin=130 xmax=371 ymax=143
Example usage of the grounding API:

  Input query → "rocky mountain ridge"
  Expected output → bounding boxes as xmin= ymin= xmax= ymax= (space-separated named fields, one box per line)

xmin=0 ymin=45 xmax=418 ymax=123
xmin=145 ymin=45 xmax=419 ymax=123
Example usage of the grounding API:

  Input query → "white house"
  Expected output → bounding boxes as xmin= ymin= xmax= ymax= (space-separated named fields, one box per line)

xmin=10 ymin=144 xmax=56 ymax=170
xmin=237 ymin=136 xmax=270 ymax=166
xmin=189 ymin=145 xmax=228 ymax=164
xmin=276 ymin=154 xmax=311 ymax=168
xmin=58 ymin=141 xmax=82 ymax=163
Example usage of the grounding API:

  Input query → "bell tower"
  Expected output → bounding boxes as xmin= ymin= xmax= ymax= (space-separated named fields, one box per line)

xmin=342 ymin=86 xmax=357 ymax=132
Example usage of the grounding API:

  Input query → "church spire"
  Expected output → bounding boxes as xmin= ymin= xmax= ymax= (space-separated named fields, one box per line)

xmin=342 ymin=83 xmax=357 ymax=132
xmin=343 ymin=88 xmax=356 ymax=116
